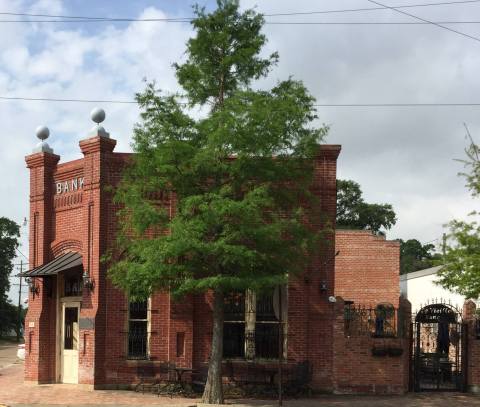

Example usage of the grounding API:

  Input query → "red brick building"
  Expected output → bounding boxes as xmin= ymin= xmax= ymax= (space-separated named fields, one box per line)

xmin=22 ymin=114 xmax=410 ymax=393
xmin=335 ymin=230 xmax=400 ymax=307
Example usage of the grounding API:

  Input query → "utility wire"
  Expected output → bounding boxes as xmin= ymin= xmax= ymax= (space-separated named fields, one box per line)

xmin=0 ymin=0 xmax=478 ymax=23
xmin=264 ymin=0 xmax=480 ymax=16
xmin=15 ymin=248 xmax=28 ymax=261
xmin=0 ymin=96 xmax=136 ymax=104
xmin=314 ymin=103 xmax=480 ymax=106
xmin=2 ymin=96 xmax=480 ymax=107
xmin=367 ymin=0 xmax=480 ymax=42
xmin=1 ymin=19 xmax=480 ymax=25
xmin=265 ymin=21 xmax=480 ymax=25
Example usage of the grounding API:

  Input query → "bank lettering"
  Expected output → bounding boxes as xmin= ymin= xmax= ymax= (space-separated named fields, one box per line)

xmin=56 ymin=177 xmax=84 ymax=194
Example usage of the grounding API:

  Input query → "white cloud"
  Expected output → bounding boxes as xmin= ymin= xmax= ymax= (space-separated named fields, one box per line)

xmin=4 ymin=0 xmax=480 ymax=301
xmin=1 ymin=1 xmax=193 ymax=302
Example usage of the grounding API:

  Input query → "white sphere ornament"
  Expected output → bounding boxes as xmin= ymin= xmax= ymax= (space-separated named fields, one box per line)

xmin=35 ymin=125 xmax=50 ymax=141
xmin=90 ymin=107 xmax=106 ymax=124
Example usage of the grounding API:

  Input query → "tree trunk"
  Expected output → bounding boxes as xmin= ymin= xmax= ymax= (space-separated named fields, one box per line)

xmin=202 ymin=290 xmax=225 ymax=404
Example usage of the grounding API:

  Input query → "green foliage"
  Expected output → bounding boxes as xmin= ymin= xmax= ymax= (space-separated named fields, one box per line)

xmin=175 ymin=0 xmax=278 ymax=108
xmin=336 ymin=179 xmax=396 ymax=232
xmin=399 ymin=238 xmax=439 ymax=275
xmin=459 ymin=129 xmax=480 ymax=197
xmin=0 ymin=302 xmax=25 ymax=338
xmin=437 ymin=129 xmax=480 ymax=298
xmin=0 ymin=301 xmax=18 ymax=337
xmin=110 ymin=4 xmax=328 ymax=400
xmin=0 ymin=217 xmax=21 ymax=339
xmin=109 ymin=0 xmax=328 ymax=301
xmin=438 ymin=218 xmax=480 ymax=298
xmin=0 ymin=217 xmax=19 ymax=303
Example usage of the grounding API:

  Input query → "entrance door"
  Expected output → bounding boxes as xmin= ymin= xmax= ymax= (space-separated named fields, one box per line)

xmin=411 ymin=302 xmax=467 ymax=392
xmin=60 ymin=302 xmax=79 ymax=384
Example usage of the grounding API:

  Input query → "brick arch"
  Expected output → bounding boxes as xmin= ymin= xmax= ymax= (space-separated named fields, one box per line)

xmin=51 ymin=239 xmax=83 ymax=257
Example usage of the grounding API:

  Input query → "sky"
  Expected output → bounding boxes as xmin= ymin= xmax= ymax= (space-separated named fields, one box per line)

xmin=3 ymin=0 xmax=480 ymax=302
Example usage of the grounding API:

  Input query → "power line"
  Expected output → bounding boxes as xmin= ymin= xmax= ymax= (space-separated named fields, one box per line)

xmin=313 ymin=103 xmax=480 ymax=106
xmin=0 ymin=96 xmax=136 ymax=104
xmin=15 ymin=248 xmax=28 ymax=261
xmin=0 ymin=12 xmax=190 ymax=22
xmin=264 ymin=21 xmax=480 ymax=25
xmin=0 ymin=0 xmax=478 ymax=23
xmin=264 ymin=0 xmax=480 ymax=16
xmin=1 ymin=19 xmax=480 ymax=25
xmin=2 ymin=96 xmax=480 ymax=107
xmin=367 ymin=0 xmax=480 ymax=42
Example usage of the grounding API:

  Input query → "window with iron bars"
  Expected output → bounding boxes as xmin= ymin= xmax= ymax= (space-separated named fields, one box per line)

xmin=344 ymin=302 xmax=398 ymax=338
xmin=127 ymin=300 xmax=149 ymax=359
xmin=223 ymin=288 xmax=286 ymax=360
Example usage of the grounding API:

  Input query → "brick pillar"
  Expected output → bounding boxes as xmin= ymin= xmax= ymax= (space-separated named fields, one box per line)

xmin=304 ymin=145 xmax=340 ymax=391
xmin=463 ymin=300 xmax=480 ymax=392
xmin=24 ymin=151 xmax=60 ymax=383
xmin=399 ymin=296 xmax=412 ymax=393
xmin=169 ymin=295 xmax=194 ymax=368
xmin=79 ymin=134 xmax=116 ymax=386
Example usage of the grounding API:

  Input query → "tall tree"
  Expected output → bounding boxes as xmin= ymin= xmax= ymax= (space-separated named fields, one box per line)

xmin=0 ymin=217 xmax=19 ymax=303
xmin=109 ymin=1 xmax=328 ymax=403
xmin=0 ymin=217 xmax=20 ymax=338
xmin=438 ymin=130 xmax=480 ymax=298
xmin=336 ymin=179 xmax=396 ymax=232
xmin=399 ymin=238 xmax=439 ymax=275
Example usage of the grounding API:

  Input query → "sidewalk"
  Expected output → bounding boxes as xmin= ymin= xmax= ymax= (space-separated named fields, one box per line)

xmin=0 ymin=340 xmax=19 ymax=370
xmin=0 ymin=363 xmax=196 ymax=406
xmin=2 ymin=361 xmax=480 ymax=406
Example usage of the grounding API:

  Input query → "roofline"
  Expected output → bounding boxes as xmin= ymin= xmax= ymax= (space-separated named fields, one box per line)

xmin=400 ymin=265 xmax=444 ymax=281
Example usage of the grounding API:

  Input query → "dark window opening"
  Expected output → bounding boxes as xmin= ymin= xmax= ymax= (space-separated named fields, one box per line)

xmin=176 ymin=332 xmax=185 ymax=357
xmin=223 ymin=322 xmax=245 ymax=358
xmin=256 ymin=291 xmax=277 ymax=322
xmin=255 ymin=323 xmax=279 ymax=359
xmin=64 ymin=307 xmax=78 ymax=350
xmin=128 ymin=301 xmax=148 ymax=359
xmin=64 ymin=275 xmax=82 ymax=297
xmin=255 ymin=291 xmax=280 ymax=359
xmin=223 ymin=288 xmax=285 ymax=360
xmin=224 ymin=292 xmax=246 ymax=358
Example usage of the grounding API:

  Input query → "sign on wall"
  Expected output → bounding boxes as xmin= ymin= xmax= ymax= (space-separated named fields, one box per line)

xmin=56 ymin=177 xmax=84 ymax=194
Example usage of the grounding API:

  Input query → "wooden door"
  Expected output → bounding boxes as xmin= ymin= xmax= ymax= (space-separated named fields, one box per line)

xmin=61 ymin=303 xmax=79 ymax=384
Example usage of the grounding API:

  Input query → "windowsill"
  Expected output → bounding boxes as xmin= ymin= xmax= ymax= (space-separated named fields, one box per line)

xmin=371 ymin=333 xmax=397 ymax=339
xmin=125 ymin=358 xmax=157 ymax=365
xmin=222 ymin=357 xmax=286 ymax=364
xmin=60 ymin=296 xmax=82 ymax=302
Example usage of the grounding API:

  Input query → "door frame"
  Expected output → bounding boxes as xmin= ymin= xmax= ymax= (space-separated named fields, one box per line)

xmin=59 ymin=298 xmax=81 ymax=384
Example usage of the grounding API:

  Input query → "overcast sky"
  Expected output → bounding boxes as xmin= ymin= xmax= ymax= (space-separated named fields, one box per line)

xmin=3 ymin=0 xmax=479 ymax=302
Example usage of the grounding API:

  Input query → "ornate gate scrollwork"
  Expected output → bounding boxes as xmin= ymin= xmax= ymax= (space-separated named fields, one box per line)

xmin=411 ymin=301 xmax=467 ymax=392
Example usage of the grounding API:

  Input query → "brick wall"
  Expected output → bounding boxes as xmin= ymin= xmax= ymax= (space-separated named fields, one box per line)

xmin=332 ymin=297 xmax=411 ymax=394
xmin=24 ymin=135 xmax=367 ymax=391
xmin=334 ymin=230 xmax=400 ymax=307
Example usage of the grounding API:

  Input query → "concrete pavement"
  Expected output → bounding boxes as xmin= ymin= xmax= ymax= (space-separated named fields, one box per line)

xmin=0 ymin=340 xmax=20 ymax=370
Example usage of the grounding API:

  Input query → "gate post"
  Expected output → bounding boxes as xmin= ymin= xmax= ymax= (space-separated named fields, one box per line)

xmin=409 ymin=322 xmax=414 ymax=392
xmin=463 ymin=323 xmax=468 ymax=392
xmin=463 ymin=300 xmax=477 ymax=393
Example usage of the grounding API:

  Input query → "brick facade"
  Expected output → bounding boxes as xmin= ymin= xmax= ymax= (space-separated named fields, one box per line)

xmin=23 ymin=131 xmax=414 ymax=394
xmin=335 ymin=230 xmax=400 ymax=307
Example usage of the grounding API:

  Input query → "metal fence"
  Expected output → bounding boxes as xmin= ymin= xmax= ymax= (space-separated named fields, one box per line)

xmin=344 ymin=303 xmax=406 ymax=338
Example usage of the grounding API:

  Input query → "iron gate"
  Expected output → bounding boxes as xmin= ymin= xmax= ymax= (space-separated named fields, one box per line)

xmin=411 ymin=301 xmax=467 ymax=392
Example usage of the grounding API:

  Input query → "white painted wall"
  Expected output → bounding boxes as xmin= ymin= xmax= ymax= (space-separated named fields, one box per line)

xmin=400 ymin=266 xmax=466 ymax=314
